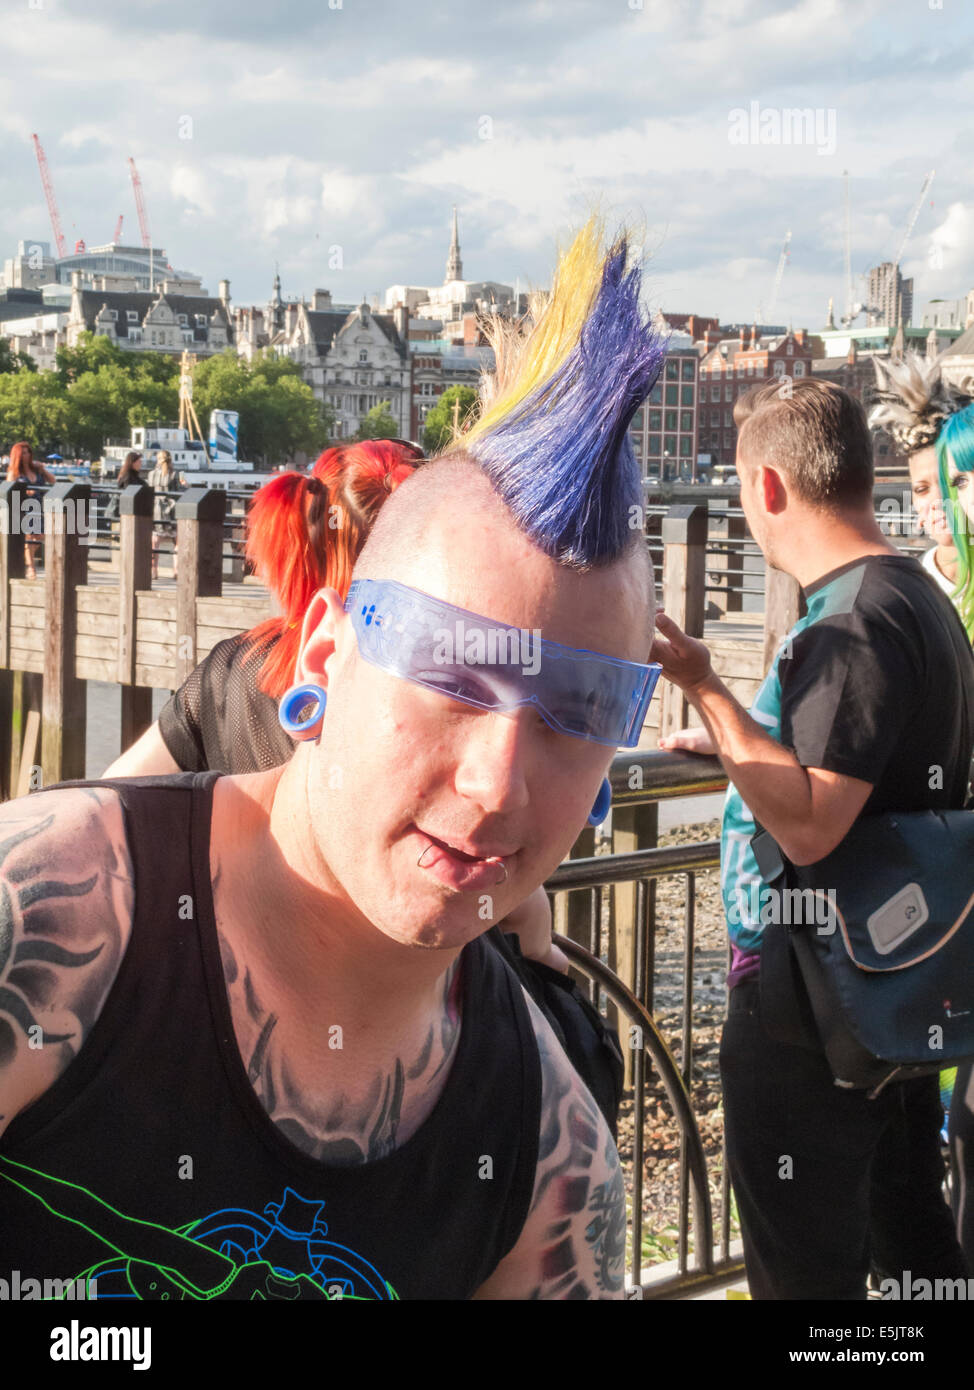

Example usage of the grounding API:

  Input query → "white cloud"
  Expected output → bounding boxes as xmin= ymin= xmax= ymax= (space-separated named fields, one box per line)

xmin=0 ymin=0 xmax=970 ymax=326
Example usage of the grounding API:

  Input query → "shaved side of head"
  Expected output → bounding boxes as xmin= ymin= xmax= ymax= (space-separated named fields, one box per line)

xmin=352 ymin=453 xmax=654 ymax=621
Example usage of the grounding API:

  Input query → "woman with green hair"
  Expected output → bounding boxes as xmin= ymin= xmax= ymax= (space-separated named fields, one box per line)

xmin=936 ymin=401 xmax=974 ymax=640
xmin=871 ymin=353 xmax=974 ymax=635
xmin=870 ymin=352 xmax=974 ymax=1269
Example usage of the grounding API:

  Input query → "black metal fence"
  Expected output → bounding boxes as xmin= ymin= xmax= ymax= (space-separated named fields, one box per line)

xmin=544 ymin=748 xmax=744 ymax=1298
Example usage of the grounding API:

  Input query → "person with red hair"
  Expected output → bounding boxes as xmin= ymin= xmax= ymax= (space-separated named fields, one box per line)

xmin=105 ymin=439 xmax=421 ymax=777
xmin=6 ymin=441 xmax=55 ymax=579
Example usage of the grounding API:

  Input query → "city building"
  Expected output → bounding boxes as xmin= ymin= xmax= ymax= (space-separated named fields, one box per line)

xmin=0 ymin=307 xmax=68 ymax=371
xmin=919 ymin=294 xmax=974 ymax=331
xmin=384 ymin=209 xmax=520 ymax=345
xmin=233 ymin=275 xmax=412 ymax=438
xmin=406 ymin=326 xmax=491 ymax=440
xmin=866 ymin=262 xmax=913 ymax=329
xmin=696 ymin=324 xmax=815 ymax=471
xmin=284 ymin=296 xmax=410 ymax=440
xmin=66 ymin=273 xmax=233 ymax=355
xmin=939 ymin=324 xmax=974 ymax=395
xmin=629 ymin=328 xmax=701 ymax=481
xmin=1 ymin=237 xmax=200 ymax=295
xmin=814 ymin=322 xmax=962 ymax=360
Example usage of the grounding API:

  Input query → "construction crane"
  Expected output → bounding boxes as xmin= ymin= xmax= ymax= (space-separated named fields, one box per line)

xmin=113 ymin=214 xmax=124 ymax=244
xmin=891 ymin=168 xmax=935 ymax=280
xmin=842 ymin=170 xmax=855 ymax=326
xmin=841 ymin=168 xmax=936 ymax=328
xmin=31 ymin=133 xmax=67 ymax=259
xmin=128 ymin=157 xmax=152 ymax=249
xmin=758 ymin=230 xmax=792 ymax=324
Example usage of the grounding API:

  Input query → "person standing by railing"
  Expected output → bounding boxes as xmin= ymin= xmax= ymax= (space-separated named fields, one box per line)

xmin=907 ymin=434 xmax=961 ymax=595
xmin=655 ymin=377 xmax=973 ymax=1299
xmin=6 ymin=441 xmax=55 ymax=580
xmin=116 ymin=449 xmax=142 ymax=489
xmin=870 ymin=354 xmax=974 ymax=1276
xmin=104 ymin=449 xmax=142 ymax=531
xmin=145 ymin=448 xmax=181 ymax=581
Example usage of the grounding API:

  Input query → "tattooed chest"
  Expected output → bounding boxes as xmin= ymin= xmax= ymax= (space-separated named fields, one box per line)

xmin=217 ymin=930 xmax=460 ymax=1167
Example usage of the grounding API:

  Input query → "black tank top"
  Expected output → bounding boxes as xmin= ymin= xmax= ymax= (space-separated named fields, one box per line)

xmin=0 ymin=772 xmax=542 ymax=1301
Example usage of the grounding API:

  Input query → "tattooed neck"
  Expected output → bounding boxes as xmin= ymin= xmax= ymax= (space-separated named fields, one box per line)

xmin=217 ymin=929 xmax=462 ymax=1166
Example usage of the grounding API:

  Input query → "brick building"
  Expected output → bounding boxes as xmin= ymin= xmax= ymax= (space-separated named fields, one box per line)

xmin=697 ymin=325 xmax=814 ymax=469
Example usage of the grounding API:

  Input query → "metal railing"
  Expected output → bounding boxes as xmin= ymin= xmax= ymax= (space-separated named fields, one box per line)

xmin=544 ymin=748 xmax=746 ymax=1298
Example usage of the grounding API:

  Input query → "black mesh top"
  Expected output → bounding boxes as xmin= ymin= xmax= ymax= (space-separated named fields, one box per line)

xmin=158 ymin=631 xmax=295 ymax=774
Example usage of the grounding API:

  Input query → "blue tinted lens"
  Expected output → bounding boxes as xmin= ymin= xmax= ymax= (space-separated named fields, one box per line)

xmin=346 ymin=579 xmax=660 ymax=746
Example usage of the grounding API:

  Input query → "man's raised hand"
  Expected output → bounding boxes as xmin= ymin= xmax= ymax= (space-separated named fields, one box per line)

xmin=650 ymin=611 xmax=714 ymax=695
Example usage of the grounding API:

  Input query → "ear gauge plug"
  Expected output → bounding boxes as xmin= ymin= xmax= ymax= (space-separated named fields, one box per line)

xmin=587 ymin=777 xmax=612 ymax=827
xmin=278 ymin=683 xmax=327 ymax=740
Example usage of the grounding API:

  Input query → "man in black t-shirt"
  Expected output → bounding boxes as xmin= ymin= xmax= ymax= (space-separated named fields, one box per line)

xmin=656 ymin=378 xmax=974 ymax=1299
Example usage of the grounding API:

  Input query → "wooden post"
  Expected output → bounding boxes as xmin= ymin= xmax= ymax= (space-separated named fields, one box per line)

xmin=175 ymin=487 xmax=225 ymax=687
xmin=725 ymin=511 xmax=746 ymax=614
xmin=0 ymin=481 xmax=27 ymax=800
xmin=42 ymin=481 xmax=91 ymax=787
xmin=554 ymin=824 xmax=597 ymax=951
xmin=226 ymin=496 xmax=246 ymax=584
xmin=709 ymin=505 xmax=745 ymax=616
xmin=659 ymin=504 xmax=707 ymax=739
xmin=762 ymin=565 xmax=803 ymax=673
xmin=118 ymin=483 xmax=154 ymax=751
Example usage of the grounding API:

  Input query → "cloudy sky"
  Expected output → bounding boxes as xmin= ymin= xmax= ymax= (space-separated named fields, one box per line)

xmin=2 ymin=0 xmax=972 ymax=330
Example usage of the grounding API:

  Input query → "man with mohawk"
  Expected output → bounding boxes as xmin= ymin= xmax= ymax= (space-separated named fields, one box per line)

xmin=0 ymin=223 xmax=663 ymax=1300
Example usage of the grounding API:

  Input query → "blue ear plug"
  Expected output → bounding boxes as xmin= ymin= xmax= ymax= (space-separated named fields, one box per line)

xmin=278 ymin=683 xmax=327 ymax=738
xmin=587 ymin=777 xmax=612 ymax=827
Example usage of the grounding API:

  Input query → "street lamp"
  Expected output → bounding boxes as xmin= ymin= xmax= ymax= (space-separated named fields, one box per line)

xmin=662 ymin=449 xmax=671 ymax=483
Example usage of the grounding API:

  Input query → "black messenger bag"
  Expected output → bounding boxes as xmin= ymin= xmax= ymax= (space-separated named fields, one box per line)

xmin=754 ymin=810 xmax=974 ymax=1096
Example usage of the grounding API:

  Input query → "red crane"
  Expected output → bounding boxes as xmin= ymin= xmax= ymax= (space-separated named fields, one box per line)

xmin=128 ymin=157 xmax=151 ymax=249
xmin=31 ymin=133 xmax=67 ymax=259
xmin=113 ymin=213 xmax=124 ymax=243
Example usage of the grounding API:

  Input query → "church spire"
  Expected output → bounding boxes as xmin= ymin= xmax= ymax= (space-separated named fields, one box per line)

xmin=445 ymin=205 xmax=463 ymax=284
xmin=269 ymin=265 xmax=285 ymax=333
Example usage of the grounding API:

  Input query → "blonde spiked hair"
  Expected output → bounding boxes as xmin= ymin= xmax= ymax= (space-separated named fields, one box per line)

xmin=869 ymin=352 xmax=973 ymax=454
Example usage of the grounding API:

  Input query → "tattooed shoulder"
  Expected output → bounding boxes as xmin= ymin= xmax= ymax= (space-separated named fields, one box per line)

xmin=473 ymin=989 xmax=626 ymax=1301
xmin=0 ymin=786 xmax=134 ymax=1137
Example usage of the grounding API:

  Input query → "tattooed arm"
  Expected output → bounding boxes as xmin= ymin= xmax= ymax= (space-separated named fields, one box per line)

xmin=473 ymin=991 xmax=626 ymax=1300
xmin=0 ymin=787 xmax=134 ymax=1140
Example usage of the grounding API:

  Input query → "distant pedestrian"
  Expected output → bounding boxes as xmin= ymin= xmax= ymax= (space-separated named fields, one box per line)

xmin=6 ymin=441 xmax=54 ymax=580
xmin=146 ymin=449 xmax=181 ymax=580
xmin=116 ymin=450 xmax=142 ymax=489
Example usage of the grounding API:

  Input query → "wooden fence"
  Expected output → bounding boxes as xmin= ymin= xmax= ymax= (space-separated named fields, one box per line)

xmin=0 ymin=486 xmax=800 ymax=798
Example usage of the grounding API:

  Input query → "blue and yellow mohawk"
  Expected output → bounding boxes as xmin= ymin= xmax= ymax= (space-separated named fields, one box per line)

xmin=452 ymin=218 xmax=667 ymax=567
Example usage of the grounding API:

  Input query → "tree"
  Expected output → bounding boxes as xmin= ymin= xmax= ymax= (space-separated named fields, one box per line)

xmin=0 ymin=337 xmax=37 ymax=375
xmin=356 ymin=400 xmax=400 ymax=441
xmin=0 ymin=370 xmax=70 ymax=454
xmin=191 ymin=349 xmax=332 ymax=464
xmin=422 ymin=385 xmax=479 ymax=455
